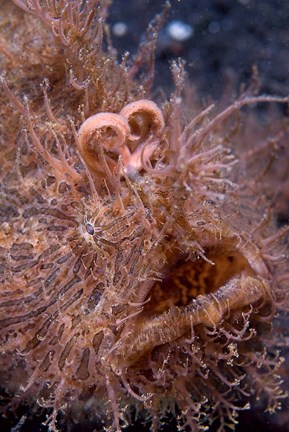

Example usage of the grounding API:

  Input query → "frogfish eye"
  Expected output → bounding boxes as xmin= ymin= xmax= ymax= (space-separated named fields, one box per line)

xmin=85 ymin=222 xmax=95 ymax=235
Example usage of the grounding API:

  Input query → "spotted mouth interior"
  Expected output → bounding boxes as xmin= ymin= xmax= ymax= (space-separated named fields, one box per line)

xmin=145 ymin=251 xmax=251 ymax=314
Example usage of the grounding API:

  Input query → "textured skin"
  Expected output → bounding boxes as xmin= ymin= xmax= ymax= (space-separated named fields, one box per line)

xmin=0 ymin=1 xmax=288 ymax=431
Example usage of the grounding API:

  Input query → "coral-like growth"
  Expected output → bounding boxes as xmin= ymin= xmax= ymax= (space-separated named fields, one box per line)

xmin=0 ymin=1 xmax=288 ymax=431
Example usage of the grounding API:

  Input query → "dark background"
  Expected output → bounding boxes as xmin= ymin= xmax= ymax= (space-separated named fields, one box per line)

xmin=108 ymin=0 xmax=289 ymax=100
xmin=2 ymin=1 xmax=289 ymax=431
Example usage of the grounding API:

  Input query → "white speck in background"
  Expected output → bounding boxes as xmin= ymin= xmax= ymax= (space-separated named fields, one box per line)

xmin=167 ymin=20 xmax=194 ymax=42
xmin=112 ymin=22 xmax=128 ymax=37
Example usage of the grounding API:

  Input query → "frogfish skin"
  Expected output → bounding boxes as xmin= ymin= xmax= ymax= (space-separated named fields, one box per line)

xmin=0 ymin=1 xmax=288 ymax=431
